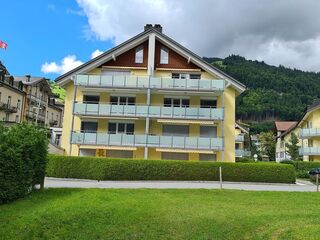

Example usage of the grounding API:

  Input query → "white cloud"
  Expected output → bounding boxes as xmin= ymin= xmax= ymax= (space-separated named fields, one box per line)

xmin=41 ymin=55 xmax=83 ymax=74
xmin=75 ymin=0 xmax=320 ymax=71
xmin=41 ymin=49 xmax=104 ymax=75
xmin=91 ymin=49 xmax=103 ymax=59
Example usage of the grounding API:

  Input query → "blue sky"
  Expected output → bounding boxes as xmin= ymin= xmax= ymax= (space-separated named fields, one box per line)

xmin=1 ymin=0 xmax=319 ymax=78
xmin=0 ymin=0 xmax=113 ymax=80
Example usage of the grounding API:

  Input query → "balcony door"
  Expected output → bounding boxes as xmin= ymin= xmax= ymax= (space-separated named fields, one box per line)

xmin=200 ymin=126 xmax=217 ymax=138
xmin=108 ymin=122 xmax=134 ymax=135
xmin=81 ymin=121 xmax=98 ymax=133
xmin=163 ymin=124 xmax=189 ymax=137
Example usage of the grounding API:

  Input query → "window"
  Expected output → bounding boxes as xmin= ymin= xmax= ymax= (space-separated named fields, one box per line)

xmin=106 ymin=150 xmax=133 ymax=158
xmin=199 ymin=154 xmax=216 ymax=161
xmin=81 ymin=121 xmax=98 ymax=132
xmin=135 ymin=45 xmax=144 ymax=63
xmin=200 ymin=126 xmax=217 ymax=138
xmin=17 ymin=99 xmax=21 ymax=110
xmin=200 ymin=99 xmax=217 ymax=108
xmin=164 ymin=98 xmax=189 ymax=107
xmin=235 ymin=143 xmax=240 ymax=150
xmin=162 ymin=125 xmax=189 ymax=137
xmin=7 ymin=96 xmax=11 ymax=106
xmin=108 ymin=122 xmax=134 ymax=135
xmin=51 ymin=113 xmax=54 ymax=120
xmin=46 ymin=111 xmax=48 ymax=119
xmin=83 ymin=95 xmax=100 ymax=103
xmin=5 ymin=113 xmax=9 ymax=121
xmin=308 ymin=139 xmax=313 ymax=147
xmin=110 ymin=96 xmax=135 ymax=105
xmin=0 ymin=92 xmax=1 ymax=101
xmin=172 ymin=73 xmax=201 ymax=79
xmin=15 ymin=115 xmax=19 ymax=123
xmin=162 ymin=152 xmax=188 ymax=160
xmin=160 ymin=46 xmax=169 ymax=64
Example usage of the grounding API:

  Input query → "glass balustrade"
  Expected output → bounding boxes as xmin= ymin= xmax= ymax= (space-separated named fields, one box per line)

xmin=299 ymin=128 xmax=320 ymax=138
xmin=71 ymin=132 xmax=224 ymax=150
xmin=75 ymin=74 xmax=224 ymax=91
xmin=235 ymin=149 xmax=251 ymax=157
xmin=299 ymin=147 xmax=320 ymax=156
xmin=74 ymin=102 xmax=224 ymax=120
xmin=235 ymin=135 xmax=245 ymax=142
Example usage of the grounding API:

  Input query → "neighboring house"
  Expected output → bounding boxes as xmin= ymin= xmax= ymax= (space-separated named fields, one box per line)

xmin=55 ymin=24 xmax=246 ymax=161
xmin=0 ymin=62 xmax=25 ymax=124
xmin=14 ymin=75 xmax=52 ymax=125
xmin=275 ymin=121 xmax=297 ymax=162
xmin=46 ymin=98 xmax=63 ymax=128
xmin=235 ymin=122 xmax=251 ymax=159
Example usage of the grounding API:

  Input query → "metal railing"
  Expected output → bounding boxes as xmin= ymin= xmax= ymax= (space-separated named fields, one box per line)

xmin=299 ymin=147 xmax=320 ymax=156
xmin=235 ymin=149 xmax=251 ymax=157
xmin=27 ymin=110 xmax=46 ymax=121
xmin=71 ymin=131 xmax=224 ymax=151
xmin=27 ymin=94 xmax=47 ymax=106
xmin=73 ymin=102 xmax=224 ymax=120
xmin=0 ymin=102 xmax=18 ymax=113
xmin=75 ymin=74 xmax=225 ymax=92
xmin=299 ymin=128 xmax=320 ymax=139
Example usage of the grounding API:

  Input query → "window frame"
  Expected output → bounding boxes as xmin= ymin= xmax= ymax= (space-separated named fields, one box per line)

xmin=135 ymin=45 xmax=144 ymax=64
xmin=160 ymin=46 xmax=169 ymax=64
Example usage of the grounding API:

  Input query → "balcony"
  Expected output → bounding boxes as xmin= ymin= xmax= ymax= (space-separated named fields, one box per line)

xmin=299 ymin=147 xmax=320 ymax=156
xmin=299 ymin=128 xmax=320 ymax=139
xmin=235 ymin=149 xmax=251 ymax=157
xmin=235 ymin=134 xmax=245 ymax=142
xmin=0 ymin=102 xmax=17 ymax=113
xmin=73 ymin=102 xmax=224 ymax=121
xmin=27 ymin=94 xmax=47 ymax=106
xmin=75 ymin=74 xmax=225 ymax=92
xmin=27 ymin=110 xmax=45 ymax=121
xmin=71 ymin=131 xmax=224 ymax=151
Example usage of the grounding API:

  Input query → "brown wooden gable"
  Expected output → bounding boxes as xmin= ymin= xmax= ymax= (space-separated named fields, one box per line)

xmin=154 ymin=40 xmax=200 ymax=70
xmin=102 ymin=40 xmax=149 ymax=68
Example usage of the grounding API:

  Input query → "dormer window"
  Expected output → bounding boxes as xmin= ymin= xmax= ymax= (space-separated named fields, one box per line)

xmin=160 ymin=46 xmax=169 ymax=64
xmin=135 ymin=45 xmax=144 ymax=63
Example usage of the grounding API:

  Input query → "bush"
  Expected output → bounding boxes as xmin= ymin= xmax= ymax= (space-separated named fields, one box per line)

xmin=0 ymin=123 xmax=48 ymax=204
xmin=235 ymin=157 xmax=255 ymax=163
xmin=47 ymin=155 xmax=296 ymax=183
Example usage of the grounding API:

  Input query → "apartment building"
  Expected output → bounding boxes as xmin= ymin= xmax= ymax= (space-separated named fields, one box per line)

xmin=0 ymin=62 xmax=25 ymax=124
xmin=275 ymin=121 xmax=297 ymax=162
xmin=56 ymin=24 xmax=246 ymax=161
xmin=235 ymin=122 xmax=251 ymax=159
xmin=46 ymin=98 xmax=63 ymax=128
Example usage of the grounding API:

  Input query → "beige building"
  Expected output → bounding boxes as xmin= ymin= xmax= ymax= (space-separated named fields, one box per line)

xmin=275 ymin=121 xmax=298 ymax=162
xmin=235 ymin=122 xmax=251 ymax=159
xmin=46 ymin=99 xmax=63 ymax=128
xmin=0 ymin=62 xmax=25 ymax=124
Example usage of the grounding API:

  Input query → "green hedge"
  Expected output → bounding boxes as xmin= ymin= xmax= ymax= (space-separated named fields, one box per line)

xmin=0 ymin=123 xmax=48 ymax=204
xmin=47 ymin=155 xmax=296 ymax=183
xmin=281 ymin=161 xmax=320 ymax=178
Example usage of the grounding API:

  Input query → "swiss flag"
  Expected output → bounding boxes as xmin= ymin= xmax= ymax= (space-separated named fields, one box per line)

xmin=0 ymin=40 xmax=8 ymax=49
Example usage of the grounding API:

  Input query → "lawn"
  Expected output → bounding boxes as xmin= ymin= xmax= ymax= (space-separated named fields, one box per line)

xmin=1 ymin=189 xmax=320 ymax=240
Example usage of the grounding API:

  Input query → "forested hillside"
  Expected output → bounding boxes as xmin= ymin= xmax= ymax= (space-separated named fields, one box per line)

xmin=206 ymin=55 xmax=320 ymax=122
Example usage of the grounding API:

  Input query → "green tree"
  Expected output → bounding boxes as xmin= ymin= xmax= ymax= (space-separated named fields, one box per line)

xmin=286 ymin=133 xmax=300 ymax=160
xmin=258 ymin=131 xmax=276 ymax=161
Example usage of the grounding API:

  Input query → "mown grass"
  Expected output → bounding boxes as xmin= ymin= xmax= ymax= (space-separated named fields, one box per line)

xmin=1 ymin=189 xmax=320 ymax=240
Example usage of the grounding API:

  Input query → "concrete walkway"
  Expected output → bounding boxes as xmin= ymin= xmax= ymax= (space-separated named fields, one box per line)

xmin=44 ymin=177 xmax=317 ymax=192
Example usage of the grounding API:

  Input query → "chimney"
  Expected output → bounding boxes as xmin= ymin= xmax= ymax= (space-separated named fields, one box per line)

xmin=144 ymin=24 xmax=153 ymax=31
xmin=25 ymin=74 xmax=31 ymax=82
xmin=153 ymin=24 xmax=162 ymax=33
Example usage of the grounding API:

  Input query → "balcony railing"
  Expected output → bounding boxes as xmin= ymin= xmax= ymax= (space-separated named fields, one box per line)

xmin=0 ymin=102 xmax=18 ymax=113
xmin=235 ymin=149 xmax=251 ymax=157
xmin=27 ymin=110 xmax=45 ymax=121
xmin=71 ymin=131 xmax=224 ymax=151
xmin=27 ymin=94 xmax=47 ymax=106
xmin=299 ymin=147 xmax=320 ymax=156
xmin=299 ymin=128 xmax=320 ymax=139
xmin=75 ymin=74 xmax=225 ymax=92
xmin=235 ymin=134 xmax=245 ymax=142
xmin=73 ymin=102 xmax=224 ymax=120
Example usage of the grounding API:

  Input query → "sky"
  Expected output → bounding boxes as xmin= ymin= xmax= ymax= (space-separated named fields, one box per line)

xmin=1 ymin=0 xmax=320 ymax=81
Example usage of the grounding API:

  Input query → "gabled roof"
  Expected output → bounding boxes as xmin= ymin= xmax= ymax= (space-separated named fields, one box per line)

xmin=275 ymin=121 xmax=297 ymax=132
xmin=13 ymin=76 xmax=53 ymax=94
xmin=55 ymin=27 xmax=246 ymax=92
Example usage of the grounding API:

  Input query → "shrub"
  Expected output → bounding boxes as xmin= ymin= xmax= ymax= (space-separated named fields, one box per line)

xmin=47 ymin=155 xmax=296 ymax=183
xmin=235 ymin=157 xmax=255 ymax=163
xmin=0 ymin=123 xmax=48 ymax=204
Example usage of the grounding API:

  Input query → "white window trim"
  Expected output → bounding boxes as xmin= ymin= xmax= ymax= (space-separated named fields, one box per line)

xmin=110 ymin=95 xmax=136 ymax=105
xmin=108 ymin=122 xmax=135 ymax=134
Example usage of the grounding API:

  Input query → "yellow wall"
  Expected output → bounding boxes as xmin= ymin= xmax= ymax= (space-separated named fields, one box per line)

xmin=0 ymin=86 xmax=24 ymax=122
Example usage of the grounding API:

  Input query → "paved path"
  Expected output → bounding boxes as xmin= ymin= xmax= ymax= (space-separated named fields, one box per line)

xmin=44 ymin=177 xmax=317 ymax=192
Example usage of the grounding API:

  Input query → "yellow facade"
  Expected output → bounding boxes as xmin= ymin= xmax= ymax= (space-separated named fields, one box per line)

xmin=58 ymin=27 xmax=244 ymax=162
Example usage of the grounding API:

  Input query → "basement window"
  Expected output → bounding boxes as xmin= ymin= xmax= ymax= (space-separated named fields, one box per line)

xmin=160 ymin=46 xmax=169 ymax=64
xmin=135 ymin=45 xmax=144 ymax=63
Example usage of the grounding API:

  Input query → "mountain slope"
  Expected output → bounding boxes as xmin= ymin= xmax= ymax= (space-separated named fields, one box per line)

xmin=207 ymin=55 xmax=320 ymax=122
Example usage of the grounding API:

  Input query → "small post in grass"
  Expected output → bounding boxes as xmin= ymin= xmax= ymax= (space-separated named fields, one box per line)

xmin=317 ymin=174 xmax=319 ymax=192
xmin=219 ymin=166 xmax=223 ymax=189
xmin=308 ymin=168 xmax=320 ymax=192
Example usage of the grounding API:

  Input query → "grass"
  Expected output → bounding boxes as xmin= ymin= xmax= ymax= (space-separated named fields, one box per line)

xmin=1 ymin=189 xmax=320 ymax=240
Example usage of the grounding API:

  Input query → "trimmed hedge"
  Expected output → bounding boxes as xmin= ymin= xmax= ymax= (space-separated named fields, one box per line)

xmin=281 ymin=161 xmax=320 ymax=178
xmin=0 ymin=123 xmax=48 ymax=204
xmin=47 ymin=155 xmax=296 ymax=183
